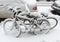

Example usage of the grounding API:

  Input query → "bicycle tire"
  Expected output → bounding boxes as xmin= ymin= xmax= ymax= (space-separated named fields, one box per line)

xmin=33 ymin=18 xmax=51 ymax=34
xmin=3 ymin=18 xmax=21 ymax=38
xmin=47 ymin=17 xmax=58 ymax=30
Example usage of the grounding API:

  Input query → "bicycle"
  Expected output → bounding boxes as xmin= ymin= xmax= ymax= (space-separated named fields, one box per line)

xmin=3 ymin=3 xmax=58 ymax=38
xmin=3 ymin=11 xmax=51 ymax=38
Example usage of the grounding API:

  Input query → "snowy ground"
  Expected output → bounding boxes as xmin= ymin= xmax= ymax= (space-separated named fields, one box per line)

xmin=0 ymin=5 xmax=60 ymax=42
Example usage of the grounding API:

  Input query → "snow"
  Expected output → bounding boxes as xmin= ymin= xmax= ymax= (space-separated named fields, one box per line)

xmin=0 ymin=5 xmax=60 ymax=42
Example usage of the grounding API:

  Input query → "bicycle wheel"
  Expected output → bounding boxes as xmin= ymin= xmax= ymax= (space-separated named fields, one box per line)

xmin=3 ymin=18 xmax=21 ymax=38
xmin=47 ymin=17 xmax=58 ymax=30
xmin=33 ymin=18 xmax=51 ymax=34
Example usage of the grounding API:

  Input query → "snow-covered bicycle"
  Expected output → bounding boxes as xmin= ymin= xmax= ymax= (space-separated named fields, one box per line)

xmin=3 ymin=3 xmax=58 ymax=38
xmin=3 ymin=12 xmax=51 ymax=38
